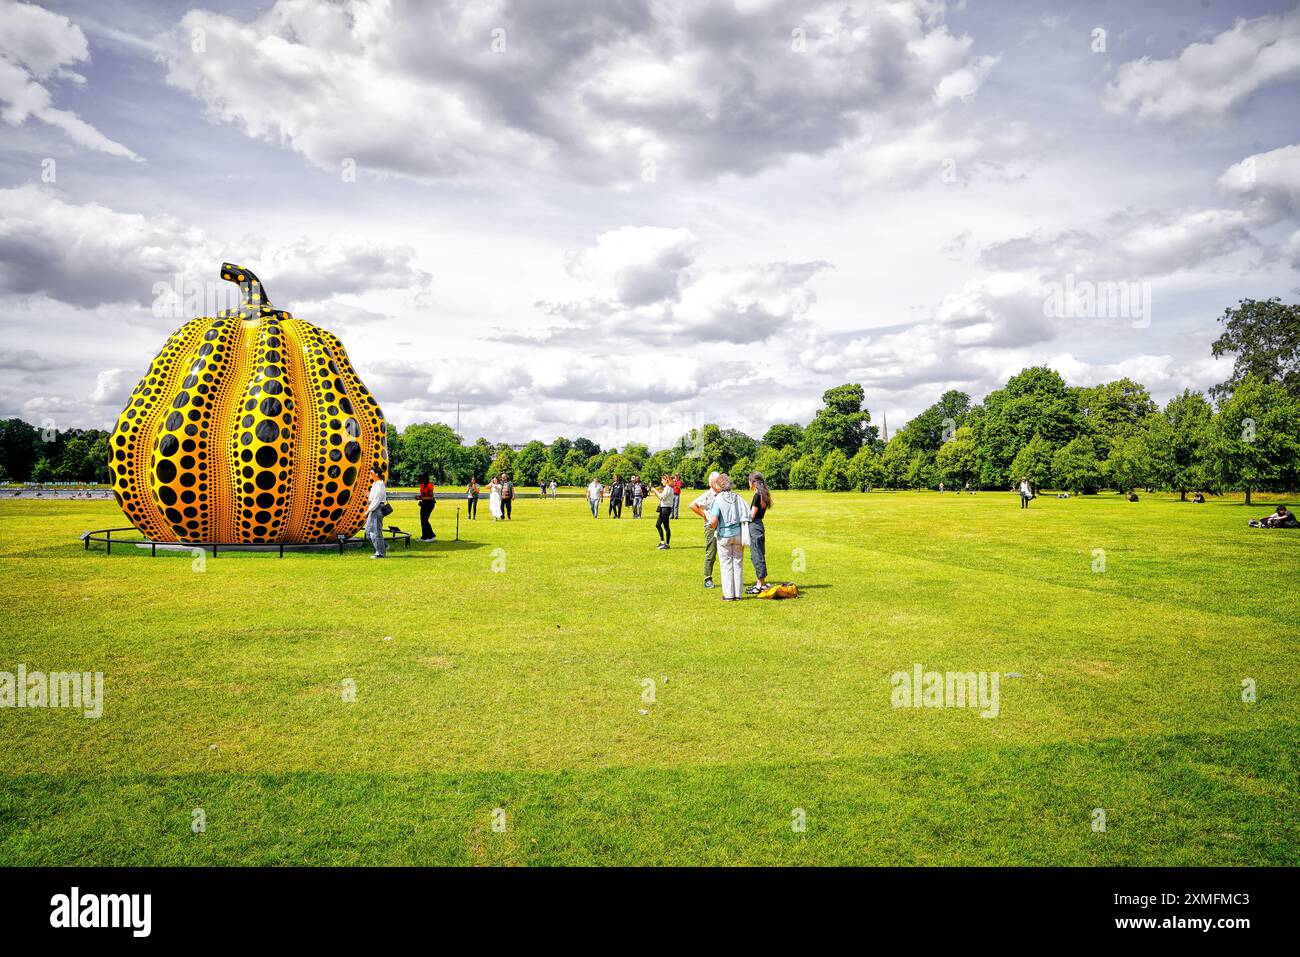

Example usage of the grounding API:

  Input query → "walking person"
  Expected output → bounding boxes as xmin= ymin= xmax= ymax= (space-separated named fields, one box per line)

xmin=624 ymin=477 xmax=634 ymax=515
xmin=465 ymin=477 xmax=479 ymax=520
xmin=418 ymin=474 xmax=437 ymax=542
xmin=587 ymin=477 xmax=603 ymax=518
xmin=689 ymin=471 xmax=721 ymax=589
xmin=549 ymin=479 xmax=558 ymax=498
xmin=365 ymin=465 xmax=388 ymax=558
xmin=631 ymin=476 xmax=644 ymax=518
xmin=670 ymin=473 xmax=683 ymax=518
xmin=608 ymin=475 xmax=624 ymax=518
xmin=500 ymin=473 xmax=514 ymax=520
xmin=489 ymin=475 xmax=503 ymax=521
xmin=745 ymin=472 xmax=772 ymax=594
xmin=707 ymin=473 xmax=748 ymax=600
xmin=652 ymin=474 xmax=675 ymax=548
xmin=1017 ymin=475 xmax=1034 ymax=509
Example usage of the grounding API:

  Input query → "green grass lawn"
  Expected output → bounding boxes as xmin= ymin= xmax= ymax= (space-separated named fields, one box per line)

xmin=0 ymin=488 xmax=1296 ymax=865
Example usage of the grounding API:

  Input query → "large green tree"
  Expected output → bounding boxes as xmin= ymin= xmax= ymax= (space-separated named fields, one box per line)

xmin=1051 ymin=436 xmax=1103 ymax=494
xmin=1008 ymin=434 xmax=1055 ymax=489
xmin=0 ymin=419 xmax=42 ymax=481
xmin=935 ymin=425 xmax=978 ymax=487
xmin=802 ymin=384 xmax=874 ymax=458
xmin=761 ymin=423 xmax=804 ymax=450
xmin=1206 ymin=375 xmax=1300 ymax=505
xmin=1149 ymin=390 xmax=1213 ymax=499
xmin=897 ymin=390 xmax=971 ymax=453
xmin=398 ymin=423 xmax=467 ymax=485
xmin=1077 ymin=377 xmax=1157 ymax=456
xmin=973 ymin=367 xmax=1083 ymax=488
xmin=1211 ymin=298 xmax=1300 ymax=399
xmin=513 ymin=440 xmax=549 ymax=485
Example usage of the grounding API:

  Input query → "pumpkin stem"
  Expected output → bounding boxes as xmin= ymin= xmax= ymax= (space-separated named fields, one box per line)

xmin=220 ymin=263 xmax=273 ymax=310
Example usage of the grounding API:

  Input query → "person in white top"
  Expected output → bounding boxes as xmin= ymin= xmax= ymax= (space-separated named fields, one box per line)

xmin=365 ymin=465 xmax=387 ymax=558
xmin=586 ymin=479 xmax=603 ymax=518
xmin=689 ymin=471 xmax=722 ymax=588
xmin=1017 ymin=476 xmax=1034 ymax=509
xmin=488 ymin=476 xmax=504 ymax=520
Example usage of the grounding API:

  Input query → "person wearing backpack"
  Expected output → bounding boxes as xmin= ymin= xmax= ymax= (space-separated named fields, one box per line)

xmin=707 ymin=472 xmax=749 ymax=600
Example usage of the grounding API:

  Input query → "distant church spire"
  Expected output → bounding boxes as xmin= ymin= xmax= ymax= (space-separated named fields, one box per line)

xmin=882 ymin=412 xmax=889 ymax=443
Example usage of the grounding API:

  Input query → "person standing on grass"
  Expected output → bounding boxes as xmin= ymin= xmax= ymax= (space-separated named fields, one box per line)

xmin=418 ymin=474 xmax=437 ymax=542
xmin=707 ymin=473 xmax=748 ymax=600
xmin=745 ymin=472 xmax=772 ymax=594
xmin=670 ymin=473 xmax=683 ymax=518
xmin=488 ymin=475 xmax=503 ymax=521
xmin=549 ymin=479 xmax=558 ymax=498
xmin=1017 ymin=475 xmax=1034 ymax=509
xmin=624 ymin=476 xmax=634 ymax=515
xmin=630 ymin=475 xmax=643 ymax=518
xmin=652 ymin=474 xmax=675 ymax=548
xmin=608 ymin=474 xmax=624 ymax=518
xmin=366 ymin=465 xmax=388 ymax=559
xmin=465 ymin=477 xmax=480 ymax=520
xmin=500 ymin=473 xmax=514 ymax=520
xmin=689 ymin=471 xmax=721 ymax=589
xmin=587 ymin=477 xmax=603 ymax=518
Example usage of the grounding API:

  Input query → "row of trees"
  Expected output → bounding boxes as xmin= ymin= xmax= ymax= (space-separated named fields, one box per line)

xmin=0 ymin=421 xmax=110 ymax=484
xmin=4 ymin=300 xmax=1294 ymax=500
xmin=380 ymin=298 xmax=1298 ymax=501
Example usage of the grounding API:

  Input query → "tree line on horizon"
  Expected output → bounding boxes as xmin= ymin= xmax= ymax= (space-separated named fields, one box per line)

xmin=2 ymin=298 xmax=1295 ymax=502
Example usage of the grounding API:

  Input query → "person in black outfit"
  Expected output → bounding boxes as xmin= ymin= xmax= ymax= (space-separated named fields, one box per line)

xmin=465 ymin=478 xmax=479 ymax=519
xmin=608 ymin=475 xmax=623 ymax=518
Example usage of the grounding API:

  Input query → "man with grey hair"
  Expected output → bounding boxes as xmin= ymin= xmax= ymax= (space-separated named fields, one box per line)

xmin=689 ymin=470 xmax=722 ymax=588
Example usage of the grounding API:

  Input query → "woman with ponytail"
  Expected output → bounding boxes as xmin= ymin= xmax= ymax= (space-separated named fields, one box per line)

xmin=747 ymin=472 xmax=773 ymax=594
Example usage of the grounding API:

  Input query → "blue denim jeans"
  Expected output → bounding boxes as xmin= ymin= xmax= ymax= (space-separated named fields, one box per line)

xmin=366 ymin=509 xmax=386 ymax=557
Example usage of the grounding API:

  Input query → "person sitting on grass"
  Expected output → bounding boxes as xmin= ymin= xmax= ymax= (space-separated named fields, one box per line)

xmin=1192 ymin=491 xmax=1205 ymax=503
xmin=1249 ymin=505 xmax=1298 ymax=528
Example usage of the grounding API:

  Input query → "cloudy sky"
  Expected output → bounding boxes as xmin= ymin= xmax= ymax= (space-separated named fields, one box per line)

xmin=2 ymin=0 xmax=1299 ymax=449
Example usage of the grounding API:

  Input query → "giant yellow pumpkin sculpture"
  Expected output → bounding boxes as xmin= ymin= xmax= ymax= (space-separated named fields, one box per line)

xmin=109 ymin=263 xmax=387 ymax=544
